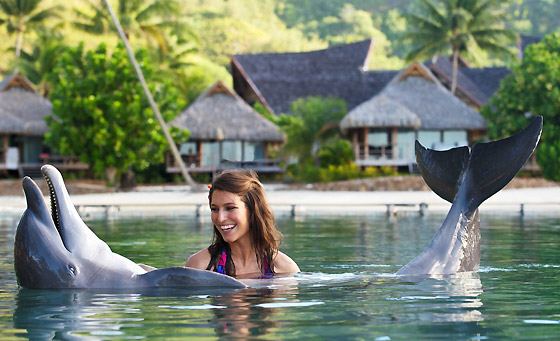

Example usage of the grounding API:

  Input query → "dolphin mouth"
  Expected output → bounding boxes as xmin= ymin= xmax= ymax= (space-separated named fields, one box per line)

xmin=42 ymin=167 xmax=63 ymax=245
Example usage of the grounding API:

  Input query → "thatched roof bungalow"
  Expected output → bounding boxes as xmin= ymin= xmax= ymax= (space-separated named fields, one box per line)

xmin=0 ymin=73 xmax=87 ymax=176
xmin=341 ymin=62 xmax=487 ymax=170
xmin=168 ymin=81 xmax=285 ymax=173
xmin=0 ymin=73 xmax=51 ymax=175
xmin=231 ymin=39 xmax=398 ymax=114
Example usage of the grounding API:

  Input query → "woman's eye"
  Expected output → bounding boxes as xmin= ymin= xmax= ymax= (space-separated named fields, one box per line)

xmin=226 ymin=206 xmax=237 ymax=211
xmin=210 ymin=208 xmax=218 ymax=212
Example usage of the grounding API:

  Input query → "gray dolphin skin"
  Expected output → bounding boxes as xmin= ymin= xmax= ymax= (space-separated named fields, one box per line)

xmin=14 ymin=165 xmax=247 ymax=289
xmin=396 ymin=116 xmax=543 ymax=276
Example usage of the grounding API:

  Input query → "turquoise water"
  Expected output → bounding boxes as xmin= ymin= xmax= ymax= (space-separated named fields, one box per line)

xmin=1 ymin=211 xmax=559 ymax=339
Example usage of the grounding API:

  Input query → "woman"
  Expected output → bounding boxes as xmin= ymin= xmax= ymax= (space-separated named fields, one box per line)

xmin=186 ymin=169 xmax=300 ymax=278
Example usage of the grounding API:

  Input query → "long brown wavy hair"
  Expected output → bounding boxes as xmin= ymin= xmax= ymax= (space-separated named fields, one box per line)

xmin=206 ymin=169 xmax=282 ymax=277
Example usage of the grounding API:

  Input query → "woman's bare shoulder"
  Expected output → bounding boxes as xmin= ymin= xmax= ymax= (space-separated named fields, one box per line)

xmin=185 ymin=248 xmax=211 ymax=270
xmin=274 ymin=251 xmax=300 ymax=273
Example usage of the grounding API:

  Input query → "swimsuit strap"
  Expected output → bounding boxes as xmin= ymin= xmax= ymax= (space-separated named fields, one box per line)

xmin=216 ymin=251 xmax=227 ymax=275
xmin=215 ymin=250 xmax=273 ymax=277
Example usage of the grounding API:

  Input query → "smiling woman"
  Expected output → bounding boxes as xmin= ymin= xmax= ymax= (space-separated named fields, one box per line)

xmin=185 ymin=169 xmax=300 ymax=278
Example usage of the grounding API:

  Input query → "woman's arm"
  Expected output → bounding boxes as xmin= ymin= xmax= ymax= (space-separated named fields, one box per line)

xmin=274 ymin=251 xmax=300 ymax=273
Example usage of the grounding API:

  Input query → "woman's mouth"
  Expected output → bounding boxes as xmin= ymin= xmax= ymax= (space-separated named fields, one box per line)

xmin=220 ymin=224 xmax=236 ymax=231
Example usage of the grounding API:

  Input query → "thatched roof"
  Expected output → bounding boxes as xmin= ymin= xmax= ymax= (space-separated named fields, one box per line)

xmin=0 ymin=73 xmax=36 ymax=92
xmin=0 ymin=74 xmax=51 ymax=135
xmin=386 ymin=62 xmax=487 ymax=130
xmin=171 ymin=81 xmax=284 ymax=142
xmin=460 ymin=66 xmax=511 ymax=102
xmin=427 ymin=56 xmax=511 ymax=107
xmin=341 ymin=62 xmax=487 ymax=131
xmin=231 ymin=39 xmax=398 ymax=114
xmin=340 ymin=94 xmax=421 ymax=131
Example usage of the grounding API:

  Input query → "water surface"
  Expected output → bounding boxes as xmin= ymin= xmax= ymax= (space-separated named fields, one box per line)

xmin=1 ymin=211 xmax=559 ymax=339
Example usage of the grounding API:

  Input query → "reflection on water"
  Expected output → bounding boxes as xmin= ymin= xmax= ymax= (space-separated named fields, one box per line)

xmin=1 ymin=213 xmax=560 ymax=339
xmin=14 ymin=289 xmax=143 ymax=339
xmin=390 ymin=272 xmax=484 ymax=323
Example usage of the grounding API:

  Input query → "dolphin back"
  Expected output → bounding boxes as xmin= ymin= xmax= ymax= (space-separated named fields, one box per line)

xmin=138 ymin=267 xmax=247 ymax=288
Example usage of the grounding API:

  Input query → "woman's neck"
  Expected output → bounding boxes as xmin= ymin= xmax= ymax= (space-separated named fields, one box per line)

xmin=228 ymin=237 xmax=254 ymax=266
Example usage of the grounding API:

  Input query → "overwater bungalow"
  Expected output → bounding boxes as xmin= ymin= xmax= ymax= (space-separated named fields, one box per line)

xmin=340 ymin=62 xmax=487 ymax=171
xmin=0 ymin=73 xmax=86 ymax=177
xmin=167 ymin=81 xmax=285 ymax=174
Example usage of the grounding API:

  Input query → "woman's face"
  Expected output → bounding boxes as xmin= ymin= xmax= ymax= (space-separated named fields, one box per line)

xmin=211 ymin=190 xmax=250 ymax=244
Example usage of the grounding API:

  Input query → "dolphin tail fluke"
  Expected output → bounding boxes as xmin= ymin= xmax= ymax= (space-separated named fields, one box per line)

xmin=463 ymin=115 xmax=542 ymax=213
xmin=416 ymin=116 xmax=542 ymax=208
xmin=415 ymin=141 xmax=470 ymax=203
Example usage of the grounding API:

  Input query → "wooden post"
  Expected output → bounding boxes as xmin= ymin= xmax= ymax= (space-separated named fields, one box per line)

xmin=364 ymin=127 xmax=369 ymax=160
xmin=392 ymin=127 xmax=398 ymax=160
xmin=352 ymin=131 xmax=359 ymax=161
xmin=2 ymin=135 xmax=7 ymax=163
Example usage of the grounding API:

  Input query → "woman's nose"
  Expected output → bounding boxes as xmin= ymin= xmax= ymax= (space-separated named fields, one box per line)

xmin=217 ymin=209 xmax=228 ymax=222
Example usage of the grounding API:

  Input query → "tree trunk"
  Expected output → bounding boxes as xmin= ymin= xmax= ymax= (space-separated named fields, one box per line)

xmin=451 ymin=48 xmax=459 ymax=95
xmin=105 ymin=167 xmax=117 ymax=187
xmin=14 ymin=16 xmax=24 ymax=60
xmin=119 ymin=169 xmax=137 ymax=191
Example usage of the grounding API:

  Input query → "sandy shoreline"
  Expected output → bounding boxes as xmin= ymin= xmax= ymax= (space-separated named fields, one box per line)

xmin=2 ymin=184 xmax=560 ymax=217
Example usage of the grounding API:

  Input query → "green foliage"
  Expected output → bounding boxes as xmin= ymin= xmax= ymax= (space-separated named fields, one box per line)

xmin=287 ymin=159 xmax=398 ymax=183
xmin=188 ymin=2 xmax=324 ymax=67
xmin=15 ymin=28 xmax=67 ymax=95
xmin=0 ymin=0 xmax=62 ymax=61
xmin=318 ymin=163 xmax=362 ymax=182
xmin=318 ymin=139 xmax=354 ymax=167
xmin=404 ymin=0 xmax=518 ymax=64
xmin=275 ymin=96 xmax=347 ymax=162
xmin=73 ymin=0 xmax=190 ymax=52
xmin=481 ymin=32 xmax=560 ymax=180
xmin=45 ymin=42 xmax=188 ymax=185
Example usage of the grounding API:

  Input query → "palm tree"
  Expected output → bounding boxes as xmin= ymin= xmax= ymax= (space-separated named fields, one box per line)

xmin=15 ymin=28 xmax=67 ymax=95
xmin=0 ymin=0 xmax=61 ymax=61
xmin=404 ymin=0 xmax=517 ymax=94
xmin=74 ymin=0 xmax=193 ymax=53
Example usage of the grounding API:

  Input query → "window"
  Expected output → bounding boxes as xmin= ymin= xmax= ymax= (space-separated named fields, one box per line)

xmin=442 ymin=130 xmax=468 ymax=149
xmin=417 ymin=130 xmax=441 ymax=150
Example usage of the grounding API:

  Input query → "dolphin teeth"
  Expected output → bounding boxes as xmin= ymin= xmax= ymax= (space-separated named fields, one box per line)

xmin=44 ymin=175 xmax=60 ymax=231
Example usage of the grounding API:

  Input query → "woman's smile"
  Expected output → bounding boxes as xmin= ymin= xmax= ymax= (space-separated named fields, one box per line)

xmin=219 ymin=224 xmax=236 ymax=231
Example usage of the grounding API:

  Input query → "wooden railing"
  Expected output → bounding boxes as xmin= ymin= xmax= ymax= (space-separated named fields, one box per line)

xmin=355 ymin=143 xmax=414 ymax=169
xmin=39 ymin=154 xmax=89 ymax=170
xmin=167 ymin=153 xmax=285 ymax=173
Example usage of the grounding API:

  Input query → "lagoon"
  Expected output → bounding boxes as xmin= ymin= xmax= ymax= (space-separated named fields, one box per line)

xmin=1 ymin=211 xmax=559 ymax=339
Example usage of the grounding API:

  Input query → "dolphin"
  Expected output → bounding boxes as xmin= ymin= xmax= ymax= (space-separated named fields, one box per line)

xmin=13 ymin=165 xmax=247 ymax=289
xmin=396 ymin=116 xmax=543 ymax=276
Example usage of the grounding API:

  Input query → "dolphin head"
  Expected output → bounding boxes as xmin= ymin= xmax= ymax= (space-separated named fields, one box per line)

xmin=14 ymin=175 xmax=79 ymax=288
xmin=14 ymin=165 xmax=143 ymax=288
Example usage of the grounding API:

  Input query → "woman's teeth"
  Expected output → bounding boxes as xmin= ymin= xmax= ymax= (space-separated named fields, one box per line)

xmin=220 ymin=224 xmax=236 ymax=231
